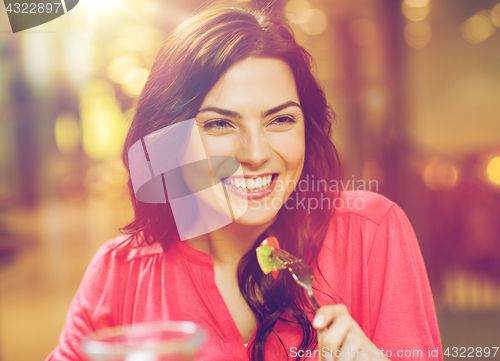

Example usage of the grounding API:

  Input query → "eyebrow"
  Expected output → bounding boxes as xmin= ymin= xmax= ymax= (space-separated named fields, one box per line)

xmin=197 ymin=101 xmax=301 ymax=119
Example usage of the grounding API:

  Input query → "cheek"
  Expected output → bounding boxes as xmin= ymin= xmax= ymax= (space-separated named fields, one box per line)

xmin=273 ymin=129 xmax=305 ymax=174
xmin=290 ymin=145 xmax=306 ymax=179
xmin=200 ymin=135 xmax=236 ymax=157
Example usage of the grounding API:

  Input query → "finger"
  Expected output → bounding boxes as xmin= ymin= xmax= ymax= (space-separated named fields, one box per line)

xmin=337 ymin=332 xmax=364 ymax=361
xmin=317 ymin=314 xmax=353 ymax=354
xmin=313 ymin=304 xmax=349 ymax=331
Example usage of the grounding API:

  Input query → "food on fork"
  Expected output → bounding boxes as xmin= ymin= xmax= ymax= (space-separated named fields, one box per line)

xmin=256 ymin=237 xmax=287 ymax=275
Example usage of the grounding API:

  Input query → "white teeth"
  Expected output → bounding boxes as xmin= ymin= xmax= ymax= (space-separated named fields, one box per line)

xmin=225 ymin=175 xmax=275 ymax=191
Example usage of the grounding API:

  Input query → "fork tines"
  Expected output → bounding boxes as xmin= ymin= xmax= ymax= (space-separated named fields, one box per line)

xmin=273 ymin=249 xmax=310 ymax=271
xmin=272 ymin=249 xmax=320 ymax=310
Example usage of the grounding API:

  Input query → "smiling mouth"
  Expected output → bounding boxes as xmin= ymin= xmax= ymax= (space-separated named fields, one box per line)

xmin=222 ymin=174 xmax=278 ymax=193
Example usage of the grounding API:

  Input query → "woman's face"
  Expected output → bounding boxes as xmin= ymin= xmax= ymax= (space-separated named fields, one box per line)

xmin=194 ymin=57 xmax=306 ymax=226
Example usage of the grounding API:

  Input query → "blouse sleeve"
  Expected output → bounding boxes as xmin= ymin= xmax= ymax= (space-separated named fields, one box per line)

xmin=45 ymin=240 xmax=122 ymax=361
xmin=367 ymin=204 xmax=443 ymax=360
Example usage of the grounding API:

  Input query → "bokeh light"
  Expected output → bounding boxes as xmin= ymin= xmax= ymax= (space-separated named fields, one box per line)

xmin=349 ymin=19 xmax=376 ymax=46
xmin=107 ymin=38 xmax=134 ymax=61
xmin=300 ymin=9 xmax=328 ymax=36
xmin=54 ymin=113 xmax=80 ymax=156
xmin=402 ymin=2 xmax=430 ymax=22
xmin=404 ymin=0 xmax=431 ymax=8
xmin=21 ymin=34 xmax=55 ymax=91
xmin=79 ymin=80 xmax=127 ymax=160
xmin=405 ymin=21 xmax=432 ymax=48
xmin=423 ymin=159 xmax=458 ymax=190
xmin=119 ymin=25 xmax=163 ymax=53
xmin=491 ymin=3 xmax=500 ymax=27
xmin=486 ymin=156 xmax=500 ymax=185
xmin=63 ymin=34 xmax=92 ymax=89
xmin=121 ymin=68 xmax=150 ymax=97
xmin=107 ymin=56 xmax=140 ymax=84
xmin=462 ymin=12 xmax=497 ymax=44
xmin=285 ymin=0 xmax=313 ymax=25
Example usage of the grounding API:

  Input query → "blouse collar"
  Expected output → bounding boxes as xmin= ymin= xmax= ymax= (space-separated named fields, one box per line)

xmin=175 ymin=238 xmax=214 ymax=267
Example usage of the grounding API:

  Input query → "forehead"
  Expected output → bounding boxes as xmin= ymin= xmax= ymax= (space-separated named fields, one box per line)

xmin=201 ymin=57 xmax=300 ymax=111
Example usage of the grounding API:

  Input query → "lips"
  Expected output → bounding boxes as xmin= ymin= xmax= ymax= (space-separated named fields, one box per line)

xmin=222 ymin=174 xmax=278 ymax=199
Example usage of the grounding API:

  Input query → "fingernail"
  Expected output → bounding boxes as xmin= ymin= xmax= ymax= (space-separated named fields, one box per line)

xmin=313 ymin=314 xmax=325 ymax=328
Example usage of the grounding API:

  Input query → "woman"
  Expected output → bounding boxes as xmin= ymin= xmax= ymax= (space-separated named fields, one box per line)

xmin=47 ymin=2 xmax=442 ymax=360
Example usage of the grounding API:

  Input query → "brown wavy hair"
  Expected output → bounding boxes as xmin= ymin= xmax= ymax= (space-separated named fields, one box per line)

xmin=120 ymin=2 xmax=342 ymax=360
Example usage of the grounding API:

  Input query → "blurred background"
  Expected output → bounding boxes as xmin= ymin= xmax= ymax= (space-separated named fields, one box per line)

xmin=0 ymin=0 xmax=499 ymax=359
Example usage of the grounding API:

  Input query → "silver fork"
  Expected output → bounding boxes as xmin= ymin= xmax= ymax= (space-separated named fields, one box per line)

xmin=273 ymin=249 xmax=320 ymax=310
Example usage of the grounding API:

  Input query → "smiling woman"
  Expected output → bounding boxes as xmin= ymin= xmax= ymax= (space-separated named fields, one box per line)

xmin=47 ymin=1 xmax=443 ymax=361
xmin=195 ymin=57 xmax=305 ymax=222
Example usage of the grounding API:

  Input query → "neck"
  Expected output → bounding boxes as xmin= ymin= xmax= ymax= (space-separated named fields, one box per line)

xmin=187 ymin=220 xmax=274 ymax=266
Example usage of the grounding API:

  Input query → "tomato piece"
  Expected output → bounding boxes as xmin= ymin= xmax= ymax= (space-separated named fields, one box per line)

xmin=260 ymin=237 xmax=280 ymax=250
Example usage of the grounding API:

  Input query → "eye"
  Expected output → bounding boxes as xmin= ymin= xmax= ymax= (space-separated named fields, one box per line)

xmin=203 ymin=120 xmax=233 ymax=132
xmin=268 ymin=116 xmax=296 ymax=129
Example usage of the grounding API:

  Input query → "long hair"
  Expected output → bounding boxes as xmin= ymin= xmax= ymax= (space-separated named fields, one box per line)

xmin=120 ymin=2 xmax=342 ymax=360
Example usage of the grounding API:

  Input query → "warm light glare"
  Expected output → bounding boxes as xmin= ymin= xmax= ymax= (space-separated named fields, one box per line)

xmin=405 ymin=21 xmax=431 ymax=48
xmin=486 ymin=156 xmax=500 ymax=185
xmin=349 ymin=19 xmax=376 ymax=46
xmin=79 ymin=81 xmax=127 ymax=160
xmin=120 ymin=25 xmax=163 ymax=53
xmin=285 ymin=0 xmax=313 ymax=25
xmin=401 ymin=2 xmax=430 ymax=21
xmin=55 ymin=113 xmax=80 ymax=156
xmin=462 ymin=12 xmax=497 ymax=44
xmin=300 ymin=9 xmax=328 ymax=35
xmin=63 ymin=33 xmax=92 ymax=89
xmin=21 ymin=34 xmax=55 ymax=91
xmin=423 ymin=159 xmax=458 ymax=191
xmin=83 ymin=0 xmax=120 ymax=14
xmin=107 ymin=56 xmax=139 ymax=84
xmin=107 ymin=38 xmax=133 ymax=61
xmin=490 ymin=3 xmax=500 ymax=27
xmin=121 ymin=68 xmax=150 ymax=97
xmin=404 ymin=0 xmax=430 ymax=8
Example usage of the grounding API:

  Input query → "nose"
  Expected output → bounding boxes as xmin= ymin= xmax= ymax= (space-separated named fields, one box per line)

xmin=235 ymin=128 xmax=271 ymax=169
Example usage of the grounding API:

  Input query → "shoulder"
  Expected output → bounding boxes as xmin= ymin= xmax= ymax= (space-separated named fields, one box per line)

xmin=324 ymin=191 xmax=417 ymax=262
xmin=87 ymin=234 xmax=165 ymax=272
xmin=333 ymin=190 xmax=396 ymax=226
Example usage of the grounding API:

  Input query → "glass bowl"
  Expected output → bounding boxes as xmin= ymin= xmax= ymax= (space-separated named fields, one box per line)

xmin=81 ymin=321 xmax=205 ymax=361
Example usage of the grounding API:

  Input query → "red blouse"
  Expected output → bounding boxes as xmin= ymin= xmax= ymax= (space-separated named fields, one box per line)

xmin=47 ymin=191 xmax=443 ymax=360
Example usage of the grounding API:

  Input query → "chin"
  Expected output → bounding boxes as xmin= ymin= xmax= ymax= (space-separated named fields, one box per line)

xmin=233 ymin=209 xmax=279 ymax=227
